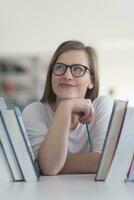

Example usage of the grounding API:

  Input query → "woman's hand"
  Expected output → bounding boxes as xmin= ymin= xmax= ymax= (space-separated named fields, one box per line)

xmin=61 ymin=98 xmax=95 ymax=125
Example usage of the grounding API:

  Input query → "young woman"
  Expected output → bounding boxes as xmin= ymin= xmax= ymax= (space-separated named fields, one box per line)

xmin=22 ymin=40 xmax=113 ymax=175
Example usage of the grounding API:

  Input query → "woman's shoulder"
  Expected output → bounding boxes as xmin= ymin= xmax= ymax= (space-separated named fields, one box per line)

xmin=22 ymin=101 xmax=49 ymax=116
xmin=93 ymin=95 xmax=114 ymax=110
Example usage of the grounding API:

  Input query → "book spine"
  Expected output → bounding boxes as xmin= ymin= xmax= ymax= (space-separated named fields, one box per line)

xmin=107 ymin=102 xmax=134 ymax=181
xmin=14 ymin=107 xmax=40 ymax=178
xmin=127 ymin=154 xmax=134 ymax=181
xmin=0 ymin=111 xmax=24 ymax=181
xmin=0 ymin=97 xmax=7 ymax=109
xmin=0 ymin=143 xmax=14 ymax=181
xmin=95 ymin=100 xmax=117 ymax=181
xmin=3 ymin=110 xmax=39 ymax=181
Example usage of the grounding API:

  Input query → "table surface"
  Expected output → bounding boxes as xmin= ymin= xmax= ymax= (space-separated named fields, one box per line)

xmin=0 ymin=174 xmax=134 ymax=200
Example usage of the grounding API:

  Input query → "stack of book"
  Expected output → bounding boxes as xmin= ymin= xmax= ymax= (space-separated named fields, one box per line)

xmin=0 ymin=97 xmax=40 ymax=182
xmin=95 ymin=99 xmax=134 ymax=182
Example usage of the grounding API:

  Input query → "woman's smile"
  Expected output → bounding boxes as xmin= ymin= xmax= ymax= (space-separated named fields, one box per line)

xmin=58 ymin=83 xmax=76 ymax=89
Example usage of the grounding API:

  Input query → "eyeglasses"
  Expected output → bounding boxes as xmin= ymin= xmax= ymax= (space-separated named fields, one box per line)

xmin=52 ymin=63 xmax=90 ymax=78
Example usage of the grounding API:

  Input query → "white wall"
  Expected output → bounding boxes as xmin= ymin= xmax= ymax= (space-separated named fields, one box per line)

xmin=0 ymin=0 xmax=134 ymax=99
xmin=98 ymin=39 xmax=134 ymax=99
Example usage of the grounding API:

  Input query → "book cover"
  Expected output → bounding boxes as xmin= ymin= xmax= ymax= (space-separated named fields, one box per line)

xmin=0 ymin=109 xmax=39 ymax=181
xmin=0 ymin=142 xmax=13 ymax=181
xmin=14 ymin=106 xmax=40 ymax=177
xmin=95 ymin=99 xmax=128 ymax=181
xmin=0 ymin=97 xmax=7 ymax=109
xmin=127 ymin=155 xmax=134 ymax=181
xmin=106 ymin=100 xmax=134 ymax=181
xmin=0 ymin=111 xmax=24 ymax=181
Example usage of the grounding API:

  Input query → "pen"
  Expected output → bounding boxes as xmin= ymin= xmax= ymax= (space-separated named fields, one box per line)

xmin=86 ymin=123 xmax=93 ymax=152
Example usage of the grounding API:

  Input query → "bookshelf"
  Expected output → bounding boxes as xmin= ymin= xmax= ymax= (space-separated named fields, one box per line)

xmin=0 ymin=56 xmax=41 ymax=110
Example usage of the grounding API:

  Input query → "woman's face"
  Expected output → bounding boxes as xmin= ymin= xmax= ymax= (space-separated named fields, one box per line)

xmin=52 ymin=50 xmax=93 ymax=102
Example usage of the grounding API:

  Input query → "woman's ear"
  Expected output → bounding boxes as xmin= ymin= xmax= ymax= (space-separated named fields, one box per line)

xmin=88 ymin=83 xmax=94 ymax=89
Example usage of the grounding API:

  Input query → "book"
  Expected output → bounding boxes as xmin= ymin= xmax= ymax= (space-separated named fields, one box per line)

xmin=95 ymin=99 xmax=128 ymax=181
xmin=0 ymin=97 xmax=7 ymax=109
xmin=0 ymin=111 xmax=24 ymax=181
xmin=0 ymin=142 xmax=13 ymax=181
xmin=127 ymin=154 xmax=134 ymax=181
xmin=0 ymin=109 xmax=39 ymax=181
xmin=106 ymin=100 xmax=134 ymax=181
xmin=13 ymin=106 xmax=40 ymax=177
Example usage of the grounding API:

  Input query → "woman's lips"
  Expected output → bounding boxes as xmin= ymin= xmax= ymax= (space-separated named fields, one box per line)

xmin=59 ymin=83 xmax=75 ymax=88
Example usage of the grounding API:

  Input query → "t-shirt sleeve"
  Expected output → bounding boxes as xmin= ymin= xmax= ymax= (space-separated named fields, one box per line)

xmin=22 ymin=102 xmax=49 ymax=158
xmin=92 ymin=96 xmax=114 ymax=153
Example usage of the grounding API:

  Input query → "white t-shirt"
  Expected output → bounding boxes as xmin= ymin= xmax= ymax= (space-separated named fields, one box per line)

xmin=22 ymin=96 xmax=114 ymax=158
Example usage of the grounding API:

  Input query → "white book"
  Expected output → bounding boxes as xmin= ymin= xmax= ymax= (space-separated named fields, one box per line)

xmin=0 ymin=111 xmax=24 ymax=181
xmin=14 ymin=107 xmax=40 ymax=177
xmin=95 ymin=100 xmax=127 ymax=181
xmin=0 ymin=97 xmax=7 ymax=109
xmin=127 ymin=154 xmax=134 ymax=181
xmin=0 ymin=142 xmax=13 ymax=181
xmin=0 ymin=109 xmax=39 ymax=181
xmin=106 ymin=100 xmax=134 ymax=181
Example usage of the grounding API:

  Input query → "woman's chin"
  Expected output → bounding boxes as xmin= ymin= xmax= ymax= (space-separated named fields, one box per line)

xmin=56 ymin=91 xmax=84 ymax=100
xmin=59 ymin=95 xmax=79 ymax=99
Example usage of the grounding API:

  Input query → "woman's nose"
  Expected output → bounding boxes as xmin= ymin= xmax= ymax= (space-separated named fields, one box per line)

xmin=63 ymin=67 xmax=73 ymax=79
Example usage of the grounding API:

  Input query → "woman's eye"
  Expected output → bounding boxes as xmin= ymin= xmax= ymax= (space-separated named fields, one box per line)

xmin=56 ymin=65 xmax=64 ymax=71
xmin=73 ymin=66 xmax=84 ymax=72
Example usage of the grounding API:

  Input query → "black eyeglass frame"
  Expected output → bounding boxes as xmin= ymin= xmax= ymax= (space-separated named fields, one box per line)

xmin=52 ymin=63 xmax=90 ymax=78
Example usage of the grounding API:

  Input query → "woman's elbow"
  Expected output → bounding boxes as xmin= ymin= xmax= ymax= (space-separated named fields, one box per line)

xmin=40 ymin=165 xmax=60 ymax=176
xmin=38 ymin=158 xmax=61 ymax=176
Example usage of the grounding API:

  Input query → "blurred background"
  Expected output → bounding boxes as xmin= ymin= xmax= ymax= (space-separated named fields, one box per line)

xmin=0 ymin=0 xmax=134 ymax=110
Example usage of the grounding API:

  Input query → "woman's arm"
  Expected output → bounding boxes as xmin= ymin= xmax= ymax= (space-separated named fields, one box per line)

xmin=38 ymin=99 xmax=94 ymax=176
xmin=38 ymin=101 xmax=72 ymax=175
xmin=60 ymin=152 xmax=101 ymax=174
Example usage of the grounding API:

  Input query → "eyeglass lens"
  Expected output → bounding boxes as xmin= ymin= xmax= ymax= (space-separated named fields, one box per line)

xmin=53 ymin=63 xmax=88 ymax=77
